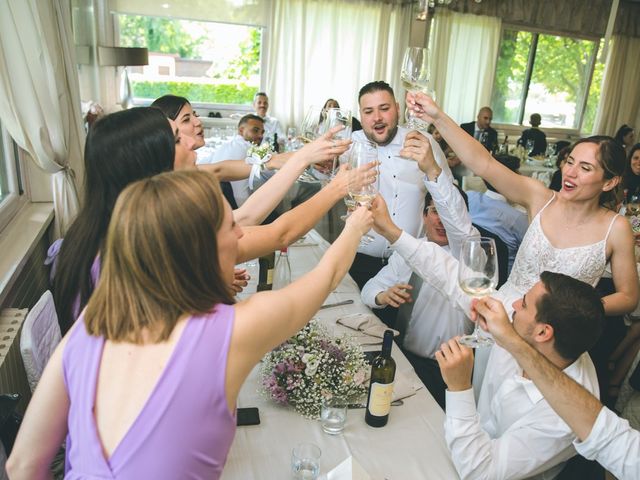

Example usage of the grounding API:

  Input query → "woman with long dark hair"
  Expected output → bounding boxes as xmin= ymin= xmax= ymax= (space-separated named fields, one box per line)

xmin=52 ymin=107 xmax=356 ymax=332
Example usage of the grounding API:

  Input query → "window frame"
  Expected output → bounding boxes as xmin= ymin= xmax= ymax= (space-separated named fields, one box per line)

xmin=112 ymin=12 xmax=265 ymax=111
xmin=0 ymin=125 xmax=26 ymax=233
xmin=491 ymin=24 xmax=602 ymax=133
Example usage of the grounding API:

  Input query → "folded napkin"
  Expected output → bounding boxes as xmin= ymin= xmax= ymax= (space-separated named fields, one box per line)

xmin=336 ymin=313 xmax=399 ymax=339
xmin=392 ymin=370 xmax=422 ymax=402
xmin=327 ymin=456 xmax=371 ymax=480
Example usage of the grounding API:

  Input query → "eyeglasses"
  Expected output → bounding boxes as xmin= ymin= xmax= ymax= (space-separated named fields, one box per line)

xmin=425 ymin=206 xmax=439 ymax=216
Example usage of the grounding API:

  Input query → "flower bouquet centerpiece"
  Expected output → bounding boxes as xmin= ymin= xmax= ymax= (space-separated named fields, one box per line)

xmin=260 ymin=319 xmax=370 ymax=418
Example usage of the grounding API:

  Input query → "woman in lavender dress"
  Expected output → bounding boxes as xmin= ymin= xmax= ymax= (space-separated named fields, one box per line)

xmin=8 ymin=170 xmax=372 ymax=478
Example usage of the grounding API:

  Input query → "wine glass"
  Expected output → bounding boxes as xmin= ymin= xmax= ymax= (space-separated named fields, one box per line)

xmin=298 ymin=106 xmax=325 ymax=183
xmin=324 ymin=108 xmax=352 ymax=178
xmin=458 ymin=237 xmax=499 ymax=348
xmin=347 ymin=140 xmax=378 ymax=243
xmin=525 ymin=139 xmax=535 ymax=159
xmin=400 ymin=47 xmax=433 ymax=129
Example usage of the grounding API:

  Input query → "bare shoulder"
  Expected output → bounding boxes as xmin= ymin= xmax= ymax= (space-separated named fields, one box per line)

xmin=526 ymin=188 xmax=556 ymax=218
xmin=605 ymin=211 xmax=634 ymax=254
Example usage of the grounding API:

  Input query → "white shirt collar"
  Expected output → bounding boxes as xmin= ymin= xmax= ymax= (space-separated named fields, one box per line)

xmin=514 ymin=355 xmax=585 ymax=405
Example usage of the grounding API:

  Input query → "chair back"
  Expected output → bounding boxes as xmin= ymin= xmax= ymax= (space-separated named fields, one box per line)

xmin=19 ymin=291 xmax=61 ymax=392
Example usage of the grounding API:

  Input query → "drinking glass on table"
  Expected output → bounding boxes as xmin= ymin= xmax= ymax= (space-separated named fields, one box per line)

xmin=458 ymin=237 xmax=498 ymax=348
xmin=347 ymin=140 xmax=379 ymax=243
xmin=291 ymin=443 xmax=321 ymax=480
xmin=400 ymin=47 xmax=434 ymax=129
xmin=320 ymin=396 xmax=347 ymax=435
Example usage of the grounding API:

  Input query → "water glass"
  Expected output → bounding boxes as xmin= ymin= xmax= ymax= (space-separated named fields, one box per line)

xmin=291 ymin=443 xmax=321 ymax=480
xmin=320 ymin=397 xmax=347 ymax=434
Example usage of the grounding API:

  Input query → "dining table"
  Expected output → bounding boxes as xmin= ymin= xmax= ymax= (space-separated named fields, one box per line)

xmin=518 ymin=159 xmax=556 ymax=186
xmin=222 ymin=229 xmax=459 ymax=479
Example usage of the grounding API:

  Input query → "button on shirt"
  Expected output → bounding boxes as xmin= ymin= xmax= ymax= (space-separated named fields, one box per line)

xmin=198 ymin=135 xmax=252 ymax=206
xmin=574 ymin=406 xmax=640 ymax=480
xmin=352 ymin=126 xmax=453 ymax=259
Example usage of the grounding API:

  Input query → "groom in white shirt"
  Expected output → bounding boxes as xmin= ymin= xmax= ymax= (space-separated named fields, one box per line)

xmin=370 ymin=198 xmax=604 ymax=479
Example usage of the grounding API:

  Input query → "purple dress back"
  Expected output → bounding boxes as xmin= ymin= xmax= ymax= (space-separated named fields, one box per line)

xmin=62 ymin=304 xmax=237 ymax=479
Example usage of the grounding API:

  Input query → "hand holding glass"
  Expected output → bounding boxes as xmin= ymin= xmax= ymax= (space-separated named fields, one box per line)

xmin=347 ymin=141 xmax=378 ymax=243
xmin=458 ymin=237 xmax=498 ymax=347
xmin=401 ymin=47 xmax=433 ymax=129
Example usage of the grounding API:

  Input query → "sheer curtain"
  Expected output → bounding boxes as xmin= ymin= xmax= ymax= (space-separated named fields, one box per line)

xmin=430 ymin=10 xmax=501 ymax=124
xmin=0 ymin=0 xmax=84 ymax=237
xmin=265 ymin=0 xmax=412 ymax=129
xmin=592 ymin=35 xmax=640 ymax=136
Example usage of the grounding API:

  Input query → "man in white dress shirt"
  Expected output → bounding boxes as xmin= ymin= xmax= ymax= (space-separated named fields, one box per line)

xmin=201 ymin=114 xmax=267 ymax=207
xmin=349 ymin=81 xmax=452 ymax=301
xmin=473 ymin=295 xmax=640 ymax=480
xmin=370 ymin=200 xmax=604 ymax=479
xmin=253 ymin=92 xmax=285 ymax=143
xmin=361 ymin=187 xmax=473 ymax=408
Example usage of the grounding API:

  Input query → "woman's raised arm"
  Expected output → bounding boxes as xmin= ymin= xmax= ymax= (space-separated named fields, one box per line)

xmin=235 ymin=162 xmax=353 ymax=261
xmin=409 ymin=92 xmax=551 ymax=213
xmin=225 ymin=206 xmax=373 ymax=408
xmin=232 ymin=126 xmax=350 ymax=226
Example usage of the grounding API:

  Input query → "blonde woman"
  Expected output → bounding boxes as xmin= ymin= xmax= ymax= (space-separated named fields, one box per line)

xmin=8 ymin=170 xmax=372 ymax=478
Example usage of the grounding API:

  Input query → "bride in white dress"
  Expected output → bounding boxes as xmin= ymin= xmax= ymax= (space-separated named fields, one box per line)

xmin=408 ymin=92 xmax=638 ymax=317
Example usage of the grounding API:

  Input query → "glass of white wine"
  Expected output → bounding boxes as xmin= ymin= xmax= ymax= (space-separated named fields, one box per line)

xmin=400 ymin=47 xmax=434 ymax=129
xmin=347 ymin=140 xmax=378 ymax=243
xmin=298 ymin=106 xmax=325 ymax=183
xmin=458 ymin=236 xmax=498 ymax=348
xmin=324 ymin=108 xmax=352 ymax=179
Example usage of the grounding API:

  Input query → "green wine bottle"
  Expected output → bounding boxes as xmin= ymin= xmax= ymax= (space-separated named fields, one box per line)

xmin=256 ymin=251 xmax=275 ymax=292
xmin=365 ymin=330 xmax=396 ymax=427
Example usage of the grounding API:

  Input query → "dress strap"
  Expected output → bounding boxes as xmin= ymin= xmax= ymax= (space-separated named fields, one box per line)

xmin=604 ymin=213 xmax=620 ymax=243
xmin=539 ymin=192 xmax=556 ymax=213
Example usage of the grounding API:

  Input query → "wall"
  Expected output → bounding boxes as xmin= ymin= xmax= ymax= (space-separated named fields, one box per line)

xmin=1 ymin=228 xmax=51 ymax=311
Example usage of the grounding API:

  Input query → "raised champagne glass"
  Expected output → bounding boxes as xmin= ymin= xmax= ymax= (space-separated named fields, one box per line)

xmin=347 ymin=140 xmax=378 ymax=243
xmin=324 ymin=108 xmax=352 ymax=179
xmin=458 ymin=237 xmax=498 ymax=348
xmin=400 ymin=47 xmax=434 ymax=129
xmin=298 ymin=106 xmax=325 ymax=183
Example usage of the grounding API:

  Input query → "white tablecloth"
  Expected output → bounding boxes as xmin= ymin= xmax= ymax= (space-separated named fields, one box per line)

xmin=519 ymin=161 xmax=555 ymax=186
xmin=223 ymin=230 xmax=459 ymax=479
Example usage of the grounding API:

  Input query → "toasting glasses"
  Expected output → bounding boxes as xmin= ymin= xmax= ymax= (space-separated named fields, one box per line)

xmin=458 ymin=237 xmax=498 ymax=348
xmin=400 ymin=47 xmax=434 ymax=129
xmin=347 ymin=140 xmax=378 ymax=243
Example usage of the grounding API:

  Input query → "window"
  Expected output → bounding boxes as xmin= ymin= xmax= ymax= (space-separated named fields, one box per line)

xmin=116 ymin=14 xmax=262 ymax=106
xmin=0 ymin=121 xmax=24 ymax=232
xmin=491 ymin=28 xmax=604 ymax=132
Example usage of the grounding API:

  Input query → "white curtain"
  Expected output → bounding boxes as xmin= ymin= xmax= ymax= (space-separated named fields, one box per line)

xmin=430 ymin=10 xmax=501 ymax=124
xmin=592 ymin=35 xmax=640 ymax=136
xmin=265 ymin=0 xmax=412 ymax=129
xmin=0 ymin=0 xmax=84 ymax=237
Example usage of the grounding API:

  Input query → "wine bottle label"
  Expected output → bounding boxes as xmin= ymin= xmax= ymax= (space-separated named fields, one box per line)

xmin=367 ymin=381 xmax=394 ymax=416
xmin=266 ymin=268 xmax=274 ymax=284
